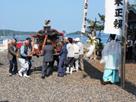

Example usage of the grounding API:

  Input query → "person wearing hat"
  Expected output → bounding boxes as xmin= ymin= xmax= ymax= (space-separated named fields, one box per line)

xmin=75 ymin=37 xmax=84 ymax=70
xmin=18 ymin=38 xmax=32 ymax=77
xmin=72 ymin=38 xmax=80 ymax=72
xmin=100 ymin=34 xmax=121 ymax=85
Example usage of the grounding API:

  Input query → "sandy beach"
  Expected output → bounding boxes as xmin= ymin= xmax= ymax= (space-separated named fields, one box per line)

xmin=0 ymin=51 xmax=136 ymax=102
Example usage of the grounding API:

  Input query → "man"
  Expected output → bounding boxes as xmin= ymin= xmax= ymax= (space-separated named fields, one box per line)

xmin=126 ymin=35 xmax=133 ymax=62
xmin=26 ymin=37 xmax=33 ymax=75
xmin=73 ymin=39 xmax=80 ymax=72
xmin=75 ymin=38 xmax=84 ymax=70
xmin=7 ymin=39 xmax=18 ymax=76
xmin=100 ymin=34 xmax=121 ymax=85
xmin=18 ymin=39 xmax=32 ymax=77
xmin=58 ymin=37 xmax=68 ymax=77
xmin=41 ymin=39 xmax=54 ymax=79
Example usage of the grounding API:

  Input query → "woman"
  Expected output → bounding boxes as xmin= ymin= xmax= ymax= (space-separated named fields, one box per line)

xmin=65 ymin=38 xmax=75 ymax=74
xmin=100 ymin=34 xmax=121 ymax=85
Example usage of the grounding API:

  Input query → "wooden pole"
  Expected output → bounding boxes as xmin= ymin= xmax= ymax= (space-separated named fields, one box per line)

xmin=42 ymin=35 xmax=48 ymax=50
xmin=121 ymin=0 xmax=128 ymax=88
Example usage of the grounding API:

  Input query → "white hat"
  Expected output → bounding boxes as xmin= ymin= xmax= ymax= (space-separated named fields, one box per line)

xmin=64 ymin=37 xmax=68 ymax=40
xmin=75 ymin=38 xmax=80 ymax=41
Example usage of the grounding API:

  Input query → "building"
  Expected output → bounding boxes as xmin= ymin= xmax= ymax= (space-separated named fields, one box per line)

xmin=128 ymin=6 xmax=136 ymax=39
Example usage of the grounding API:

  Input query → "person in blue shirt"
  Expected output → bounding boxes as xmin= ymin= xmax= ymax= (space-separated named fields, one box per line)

xmin=58 ymin=38 xmax=68 ymax=77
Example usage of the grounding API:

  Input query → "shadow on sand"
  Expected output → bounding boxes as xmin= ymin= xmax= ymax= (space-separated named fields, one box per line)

xmin=83 ymin=60 xmax=103 ymax=80
xmin=83 ymin=60 xmax=136 ymax=96
xmin=0 ymin=100 xmax=9 ymax=102
xmin=31 ymin=66 xmax=42 ymax=74
xmin=0 ymin=63 xmax=4 ymax=66
xmin=31 ymin=65 xmax=58 ymax=74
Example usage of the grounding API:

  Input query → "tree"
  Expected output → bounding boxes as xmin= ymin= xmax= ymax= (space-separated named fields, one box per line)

xmin=85 ymin=13 xmax=105 ymax=58
xmin=86 ymin=13 xmax=105 ymax=37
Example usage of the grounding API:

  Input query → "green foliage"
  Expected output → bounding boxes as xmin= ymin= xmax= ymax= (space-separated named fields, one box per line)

xmin=87 ymin=13 xmax=105 ymax=33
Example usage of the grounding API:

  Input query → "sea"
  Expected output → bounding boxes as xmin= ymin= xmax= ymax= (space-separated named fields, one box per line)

xmin=0 ymin=33 xmax=109 ymax=45
xmin=65 ymin=32 xmax=109 ymax=44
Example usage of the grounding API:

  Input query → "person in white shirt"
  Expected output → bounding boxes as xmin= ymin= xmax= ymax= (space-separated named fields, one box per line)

xmin=75 ymin=38 xmax=84 ymax=70
xmin=65 ymin=38 xmax=75 ymax=74
xmin=73 ymin=39 xmax=80 ymax=72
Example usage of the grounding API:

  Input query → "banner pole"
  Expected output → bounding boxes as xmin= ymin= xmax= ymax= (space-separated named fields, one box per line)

xmin=121 ymin=0 xmax=128 ymax=89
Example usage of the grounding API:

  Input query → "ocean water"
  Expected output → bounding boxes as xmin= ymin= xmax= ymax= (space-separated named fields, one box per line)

xmin=0 ymin=34 xmax=31 ymax=41
xmin=15 ymin=34 xmax=31 ymax=41
xmin=66 ymin=33 xmax=109 ymax=44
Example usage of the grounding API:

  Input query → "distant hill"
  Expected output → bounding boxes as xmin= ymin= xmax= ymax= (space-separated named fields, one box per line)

xmin=67 ymin=31 xmax=81 ymax=35
xmin=0 ymin=29 xmax=36 ymax=36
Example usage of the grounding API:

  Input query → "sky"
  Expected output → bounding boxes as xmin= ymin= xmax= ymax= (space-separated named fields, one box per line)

xmin=0 ymin=0 xmax=134 ymax=33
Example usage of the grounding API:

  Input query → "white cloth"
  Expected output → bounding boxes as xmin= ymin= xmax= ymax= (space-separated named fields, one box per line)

xmin=74 ymin=60 xmax=79 ymax=71
xmin=66 ymin=43 xmax=75 ymax=57
xmin=77 ymin=42 xmax=84 ymax=55
xmin=73 ymin=43 xmax=80 ymax=59
xmin=100 ymin=40 xmax=121 ymax=70
xmin=86 ymin=44 xmax=95 ymax=57
xmin=18 ymin=58 xmax=29 ymax=74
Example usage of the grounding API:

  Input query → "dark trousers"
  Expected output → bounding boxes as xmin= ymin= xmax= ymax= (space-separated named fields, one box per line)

xmin=27 ymin=60 xmax=32 ymax=75
xmin=9 ymin=58 xmax=18 ymax=75
xmin=66 ymin=57 xmax=75 ymax=68
xmin=53 ymin=55 xmax=59 ymax=69
xmin=58 ymin=58 xmax=66 ymax=75
xmin=127 ymin=47 xmax=132 ymax=60
xmin=42 ymin=61 xmax=53 ymax=77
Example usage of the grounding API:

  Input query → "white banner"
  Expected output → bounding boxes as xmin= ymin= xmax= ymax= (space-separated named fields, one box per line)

xmin=104 ymin=0 xmax=125 ymax=35
xmin=81 ymin=0 xmax=88 ymax=33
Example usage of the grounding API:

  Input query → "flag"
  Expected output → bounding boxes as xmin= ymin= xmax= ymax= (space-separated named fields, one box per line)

xmin=81 ymin=0 xmax=88 ymax=33
xmin=104 ymin=0 xmax=125 ymax=35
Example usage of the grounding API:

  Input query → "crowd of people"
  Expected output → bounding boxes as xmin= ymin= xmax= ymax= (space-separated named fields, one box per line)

xmin=7 ymin=37 xmax=84 ymax=79
xmin=7 ymin=34 xmax=122 ymax=85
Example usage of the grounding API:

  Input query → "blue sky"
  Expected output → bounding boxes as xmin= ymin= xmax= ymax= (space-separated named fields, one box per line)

xmin=0 ymin=0 xmax=134 ymax=33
